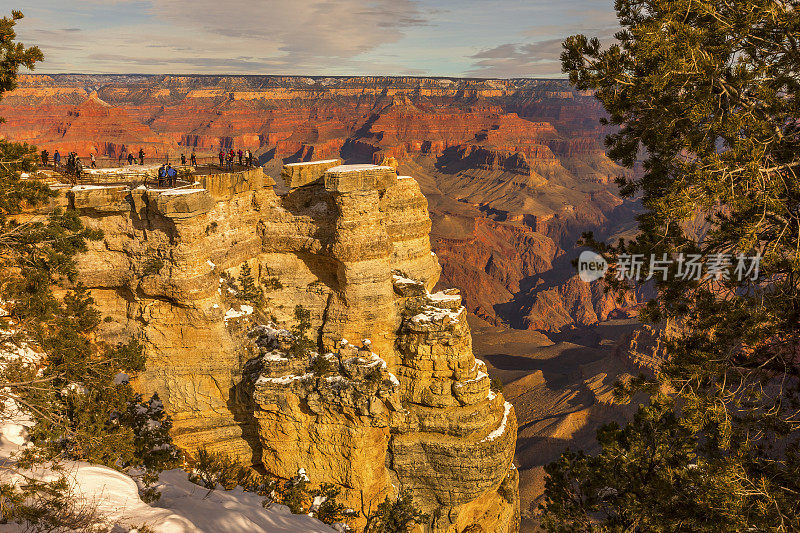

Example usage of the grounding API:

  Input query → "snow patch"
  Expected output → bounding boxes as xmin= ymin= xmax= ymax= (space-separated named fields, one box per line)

xmin=224 ymin=305 xmax=254 ymax=322
xmin=326 ymin=164 xmax=394 ymax=173
xmin=284 ymin=159 xmax=339 ymax=167
xmin=481 ymin=401 xmax=512 ymax=443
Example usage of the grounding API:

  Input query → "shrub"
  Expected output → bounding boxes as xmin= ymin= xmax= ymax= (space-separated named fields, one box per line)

xmin=278 ymin=470 xmax=310 ymax=514
xmin=264 ymin=277 xmax=283 ymax=291
xmin=141 ymin=256 xmax=163 ymax=276
xmin=365 ymin=489 xmax=428 ymax=532
xmin=490 ymin=378 xmax=504 ymax=393
xmin=310 ymin=354 xmax=332 ymax=376
xmin=288 ymin=305 xmax=316 ymax=359
xmin=237 ymin=263 xmax=263 ymax=306
xmin=310 ymin=483 xmax=349 ymax=525
xmin=188 ymin=449 xmax=252 ymax=491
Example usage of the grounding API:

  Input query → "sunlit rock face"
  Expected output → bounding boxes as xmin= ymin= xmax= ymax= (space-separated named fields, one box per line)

xmin=2 ymin=74 xmax=641 ymax=331
xmin=66 ymin=162 xmax=518 ymax=532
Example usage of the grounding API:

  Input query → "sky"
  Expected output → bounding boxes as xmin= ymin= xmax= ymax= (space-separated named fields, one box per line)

xmin=5 ymin=0 xmax=621 ymax=78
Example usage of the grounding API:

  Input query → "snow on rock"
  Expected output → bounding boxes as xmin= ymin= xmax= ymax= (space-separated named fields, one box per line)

xmin=481 ymin=401 xmax=512 ymax=443
xmin=426 ymin=291 xmax=461 ymax=303
xmin=0 ymin=405 xmax=335 ymax=533
xmin=256 ymin=373 xmax=313 ymax=386
xmin=284 ymin=159 xmax=339 ymax=167
xmin=160 ymin=188 xmax=204 ymax=196
xmin=410 ymin=306 xmax=462 ymax=325
xmin=326 ymin=164 xmax=394 ymax=173
xmin=224 ymin=305 xmax=254 ymax=322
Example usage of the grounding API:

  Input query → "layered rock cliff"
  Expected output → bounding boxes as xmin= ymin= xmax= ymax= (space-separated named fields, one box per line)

xmin=1 ymin=74 xmax=640 ymax=332
xmin=60 ymin=162 xmax=519 ymax=532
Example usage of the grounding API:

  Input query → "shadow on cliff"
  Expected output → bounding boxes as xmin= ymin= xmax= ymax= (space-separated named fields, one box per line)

xmin=491 ymin=252 xmax=578 ymax=329
xmin=226 ymin=377 xmax=264 ymax=467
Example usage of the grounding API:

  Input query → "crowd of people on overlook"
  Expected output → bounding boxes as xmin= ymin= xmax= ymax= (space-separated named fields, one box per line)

xmin=218 ymin=148 xmax=255 ymax=169
xmin=38 ymin=145 xmax=258 ymax=186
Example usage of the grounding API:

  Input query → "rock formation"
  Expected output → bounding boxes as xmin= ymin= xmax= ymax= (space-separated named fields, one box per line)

xmin=1 ymin=74 xmax=641 ymax=332
xmin=60 ymin=162 xmax=519 ymax=532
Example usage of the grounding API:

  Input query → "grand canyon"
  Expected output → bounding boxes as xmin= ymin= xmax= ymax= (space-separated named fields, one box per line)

xmin=1 ymin=74 xmax=651 ymax=531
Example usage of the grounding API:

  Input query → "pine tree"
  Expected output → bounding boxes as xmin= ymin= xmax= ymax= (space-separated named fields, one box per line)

xmin=288 ymin=305 xmax=315 ymax=359
xmin=237 ymin=262 xmax=263 ymax=306
xmin=542 ymin=0 xmax=800 ymax=529
xmin=364 ymin=490 xmax=428 ymax=533
xmin=0 ymin=11 xmax=181 ymax=525
xmin=120 ymin=392 xmax=182 ymax=502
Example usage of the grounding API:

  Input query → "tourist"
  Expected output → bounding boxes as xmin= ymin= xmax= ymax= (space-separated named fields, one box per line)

xmin=74 ymin=157 xmax=83 ymax=181
xmin=237 ymin=149 xmax=243 ymax=166
xmin=229 ymin=148 xmax=235 ymax=165
xmin=127 ymin=153 xmax=134 ymax=165
xmin=190 ymin=151 xmax=197 ymax=166
xmin=181 ymin=153 xmax=186 ymax=166
xmin=54 ymin=150 xmax=60 ymax=167
xmin=90 ymin=153 xmax=96 ymax=168
xmin=218 ymin=149 xmax=224 ymax=167
xmin=41 ymin=149 xmax=49 ymax=166
xmin=139 ymin=148 xmax=145 ymax=165
xmin=167 ymin=164 xmax=177 ymax=187
xmin=244 ymin=149 xmax=251 ymax=167
xmin=157 ymin=164 xmax=166 ymax=187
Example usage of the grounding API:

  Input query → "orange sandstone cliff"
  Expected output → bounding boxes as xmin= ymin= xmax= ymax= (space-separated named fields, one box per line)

xmin=57 ymin=162 xmax=519 ymax=532
xmin=1 ymin=74 xmax=641 ymax=332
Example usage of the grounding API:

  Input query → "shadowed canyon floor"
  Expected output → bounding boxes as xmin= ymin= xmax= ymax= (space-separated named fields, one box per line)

xmin=470 ymin=316 xmax=642 ymax=531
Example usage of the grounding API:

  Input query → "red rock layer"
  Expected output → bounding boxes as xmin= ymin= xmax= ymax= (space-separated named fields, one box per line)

xmin=0 ymin=75 xmax=641 ymax=331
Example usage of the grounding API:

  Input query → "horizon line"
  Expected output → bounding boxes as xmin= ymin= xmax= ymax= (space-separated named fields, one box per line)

xmin=23 ymin=72 xmax=570 ymax=82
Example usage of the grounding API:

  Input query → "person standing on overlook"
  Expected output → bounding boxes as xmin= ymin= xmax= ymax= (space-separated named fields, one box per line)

xmin=237 ymin=149 xmax=243 ymax=166
xmin=218 ymin=149 xmax=224 ymax=167
xmin=167 ymin=164 xmax=177 ymax=187
xmin=127 ymin=152 xmax=134 ymax=165
xmin=74 ymin=157 xmax=83 ymax=182
xmin=190 ymin=151 xmax=197 ymax=166
xmin=40 ymin=149 xmax=48 ymax=166
xmin=90 ymin=153 xmax=96 ymax=168
xmin=53 ymin=149 xmax=60 ymax=168
xmin=180 ymin=153 xmax=186 ymax=166
xmin=138 ymin=148 xmax=144 ymax=165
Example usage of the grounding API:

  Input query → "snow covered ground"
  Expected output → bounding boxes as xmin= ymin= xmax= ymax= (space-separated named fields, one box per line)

xmin=0 ymin=405 xmax=335 ymax=533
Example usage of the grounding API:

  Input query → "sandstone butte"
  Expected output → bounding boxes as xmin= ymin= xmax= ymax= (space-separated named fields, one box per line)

xmin=51 ymin=161 xmax=519 ymax=532
xmin=0 ymin=74 xmax=641 ymax=333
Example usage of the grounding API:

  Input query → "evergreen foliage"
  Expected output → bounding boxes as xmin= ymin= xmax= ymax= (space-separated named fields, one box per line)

xmin=542 ymin=0 xmax=800 ymax=530
xmin=364 ymin=489 xmax=429 ymax=533
xmin=288 ymin=305 xmax=316 ymax=359
xmin=237 ymin=262 xmax=263 ymax=306
xmin=0 ymin=11 xmax=180 ymax=524
xmin=310 ymin=483 xmax=350 ymax=525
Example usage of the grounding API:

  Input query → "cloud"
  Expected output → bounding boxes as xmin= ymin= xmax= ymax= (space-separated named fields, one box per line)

xmin=12 ymin=0 xmax=621 ymax=77
xmin=466 ymin=39 xmax=567 ymax=78
xmin=15 ymin=0 xmax=430 ymax=74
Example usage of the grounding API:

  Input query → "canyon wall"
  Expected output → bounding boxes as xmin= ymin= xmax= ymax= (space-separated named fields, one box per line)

xmin=1 ymin=74 xmax=639 ymax=332
xmin=61 ymin=163 xmax=518 ymax=533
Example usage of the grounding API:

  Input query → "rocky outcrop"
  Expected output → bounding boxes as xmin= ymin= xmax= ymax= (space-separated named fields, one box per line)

xmin=63 ymin=162 xmax=518 ymax=532
xmin=5 ymin=74 xmax=642 ymax=332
